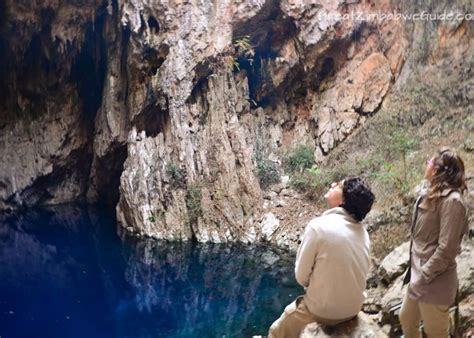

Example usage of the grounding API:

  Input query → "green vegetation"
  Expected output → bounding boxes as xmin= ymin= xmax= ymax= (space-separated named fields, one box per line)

xmin=284 ymin=128 xmax=419 ymax=203
xmin=229 ymin=35 xmax=254 ymax=72
xmin=233 ymin=36 xmax=252 ymax=52
xmin=185 ymin=183 xmax=203 ymax=225
xmin=147 ymin=211 xmax=165 ymax=224
xmin=256 ymin=158 xmax=280 ymax=189
xmin=374 ymin=127 xmax=419 ymax=205
xmin=290 ymin=167 xmax=330 ymax=200
xmin=289 ymin=162 xmax=355 ymax=200
xmin=166 ymin=162 xmax=186 ymax=187
xmin=254 ymin=142 xmax=280 ymax=189
xmin=283 ymin=144 xmax=332 ymax=200
xmin=283 ymin=144 xmax=315 ymax=173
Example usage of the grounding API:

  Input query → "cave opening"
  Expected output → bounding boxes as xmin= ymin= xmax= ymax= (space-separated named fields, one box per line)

xmin=70 ymin=8 xmax=108 ymax=121
xmin=319 ymin=57 xmax=335 ymax=81
xmin=232 ymin=0 xmax=297 ymax=108
xmin=134 ymin=87 xmax=170 ymax=138
xmin=91 ymin=144 xmax=128 ymax=208
xmin=147 ymin=15 xmax=160 ymax=33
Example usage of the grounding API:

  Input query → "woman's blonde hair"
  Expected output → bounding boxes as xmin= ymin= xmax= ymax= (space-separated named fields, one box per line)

xmin=427 ymin=147 xmax=467 ymax=200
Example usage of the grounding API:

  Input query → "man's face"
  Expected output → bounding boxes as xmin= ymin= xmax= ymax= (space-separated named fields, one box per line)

xmin=324 ymin=180 xmax=344 ymax=208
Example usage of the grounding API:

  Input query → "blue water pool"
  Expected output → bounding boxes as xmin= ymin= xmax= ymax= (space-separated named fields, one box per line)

xmin=0 ymin=206 xmax=301 ymax=338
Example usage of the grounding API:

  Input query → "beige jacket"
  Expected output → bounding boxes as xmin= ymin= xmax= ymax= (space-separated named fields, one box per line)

xmin=295 ymin=207 xmax=370 ymax=320
xmin=408 ymin=188 xmax=469 ymax=305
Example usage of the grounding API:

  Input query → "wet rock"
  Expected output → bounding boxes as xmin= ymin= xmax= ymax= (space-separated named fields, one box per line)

xmin=261 ymin=251 xmax=280 ymax=267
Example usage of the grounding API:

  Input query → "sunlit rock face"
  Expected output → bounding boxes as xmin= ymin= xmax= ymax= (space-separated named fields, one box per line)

xmin=113 ymin=0 xmax=407 ymax=242
xmin=1 ymin=0 xmax=471 ymax=243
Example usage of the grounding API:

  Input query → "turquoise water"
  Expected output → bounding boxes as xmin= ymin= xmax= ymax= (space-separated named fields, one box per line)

xmin=0 ymin=206 xmax=301 ymax=338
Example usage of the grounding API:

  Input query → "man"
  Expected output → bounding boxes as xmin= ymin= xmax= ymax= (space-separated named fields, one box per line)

xmin=268 ymin=177 xmax=375 ymax=338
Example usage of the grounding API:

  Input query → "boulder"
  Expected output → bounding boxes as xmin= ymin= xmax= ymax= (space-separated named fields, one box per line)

xmin=378 ymin=240 xmax=473 ymax=325
xmin=380 ymin=274 xmax=406 ymax=323
xmin=301 ymin=312 xmax=387 ymax=337
xmin=363 ymin=288 xmax=384 ymax=314
xmin=459 ymin=294 xmax=474 ymax=337
xmin=457 ymin=240 xmax=474 ymax=299
xmin=260 ymin=212 xmax=280 ymax=240
xmin=261 ymin=251 xmax=280 ymax=267
xmin=378 ymin=241 xmax=410 ymax=284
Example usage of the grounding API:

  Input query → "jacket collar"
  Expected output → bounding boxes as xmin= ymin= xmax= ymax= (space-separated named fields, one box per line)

xmin=440 ymin=187 xmax=456 ymax=196
xmin=323 ymin=207 xmax=359 ymax=223
xmin=419 ymin=187 xmax=458 ymax=210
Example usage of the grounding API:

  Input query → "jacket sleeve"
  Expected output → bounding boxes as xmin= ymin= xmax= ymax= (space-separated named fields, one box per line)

xmin=420 ymin=197 xmax=467 ymax=283
xmin=295 ymin=223 xmax=319 ymax=287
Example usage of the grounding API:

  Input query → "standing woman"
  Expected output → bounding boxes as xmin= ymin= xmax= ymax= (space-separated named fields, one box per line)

xmin=399 ymin=148 xmax=469 ymax=338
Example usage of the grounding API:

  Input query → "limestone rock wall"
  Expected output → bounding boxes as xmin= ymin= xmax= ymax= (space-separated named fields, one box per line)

xmin=0 ymin=0 xmax=105 ymax=209
xmin=1 ymin=0 xmax=471 ymax=244
xmin=112 ymin=0 xmax=407 ymax=242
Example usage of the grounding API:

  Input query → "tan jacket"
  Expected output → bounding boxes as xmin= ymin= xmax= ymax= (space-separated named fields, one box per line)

xmin=295 ymin=207 xmax=370 ymax=320
xmin=408 ymin=188 xmax=469 ymax=305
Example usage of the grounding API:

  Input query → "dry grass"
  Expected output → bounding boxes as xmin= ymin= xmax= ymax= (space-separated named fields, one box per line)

xmin=370 ymin=222 xmax=410 ymax=260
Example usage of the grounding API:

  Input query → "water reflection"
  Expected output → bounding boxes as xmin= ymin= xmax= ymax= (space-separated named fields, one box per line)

xmin=122 ymin=237 xmax=299 ymax=337
xmin=0 ymin=206 xmax=301 ymax=338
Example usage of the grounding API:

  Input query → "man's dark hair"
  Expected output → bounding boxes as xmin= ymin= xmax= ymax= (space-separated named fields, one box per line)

xmin=340 ymin=177 xmax=375 ymax=221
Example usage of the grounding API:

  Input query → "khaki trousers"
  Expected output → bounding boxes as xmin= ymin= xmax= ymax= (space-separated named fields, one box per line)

xmin=399 ymin=290 xmax=450 ymax=338
xmin=268 ymin=296 xmax=354 ymax=338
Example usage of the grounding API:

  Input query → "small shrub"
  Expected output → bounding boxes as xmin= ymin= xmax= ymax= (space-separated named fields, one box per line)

xmin=257 ymin=159 xmax=280 ymax=189
xmin=233 ymin=36 xmax=252 ymax=51
xmin=382 ymin=129 xmax=418 ymax=204
xmin=284 ymin=144 xmax=315 ymax=173
xmin=226 ymin=35 xmax=254 ymax=72
xmin=253 ymin=141 xmax=281 ymax=189
xmin=290 ymin=167 xmax=338 ymax=200
xmin=185 ymin=183 xmax=202 ymax=225
xmin=147 ymin=211 xmax=165 ymax=224
xmin=166 ymin=163 xmax=186 ymax=187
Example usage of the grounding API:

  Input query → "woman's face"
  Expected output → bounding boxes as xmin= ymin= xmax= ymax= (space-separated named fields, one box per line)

xmin=425 ymin=156 xmax=436 ymax=180
xmin=325 ymin=180 xmax=344 ymax=208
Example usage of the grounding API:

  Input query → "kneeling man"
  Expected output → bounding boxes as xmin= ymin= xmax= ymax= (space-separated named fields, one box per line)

xmin=269 ymin=177 xmax=375 ymax=338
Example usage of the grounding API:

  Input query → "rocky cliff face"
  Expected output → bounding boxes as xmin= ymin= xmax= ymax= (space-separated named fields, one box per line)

xmin=0 ymin=0 xmax=106 ymax=209
xmin=0 ymin=0 xmax=471 ymax=243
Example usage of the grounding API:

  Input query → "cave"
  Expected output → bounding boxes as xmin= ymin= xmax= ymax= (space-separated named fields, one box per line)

xmin=70 ymin=8 xmax=108 ymax=121
xmin=133 ymin=90 xmax=170 ymax=138
xmin=147 ymin=15 xmax=160 ymax=33
xmin=231 ymin=0 xmax=297 ymax=108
